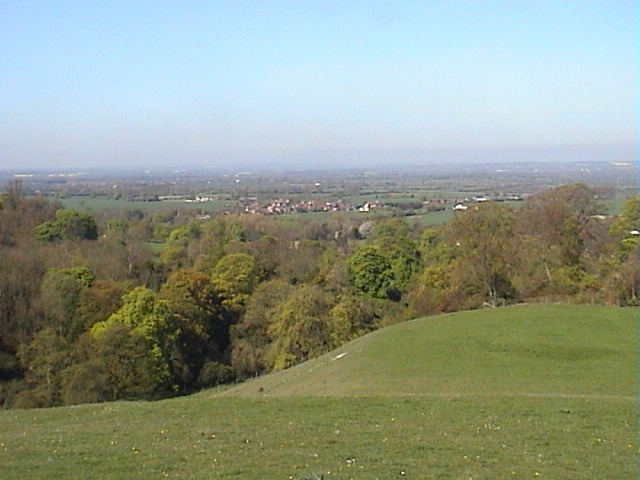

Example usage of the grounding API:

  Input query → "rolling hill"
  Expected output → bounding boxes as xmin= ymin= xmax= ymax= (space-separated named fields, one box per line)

xmin=219 ymin=304 xmax=637 ymax=399
xmin=1 ymin=304 xmax=636 ymax=479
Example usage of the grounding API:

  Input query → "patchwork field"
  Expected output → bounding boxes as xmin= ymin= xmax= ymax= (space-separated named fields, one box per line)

xmin=1 ymin=304 xmax=637 ymax=479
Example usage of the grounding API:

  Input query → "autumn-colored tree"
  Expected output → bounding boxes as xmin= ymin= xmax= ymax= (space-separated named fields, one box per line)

xmin=0 ymin=247 xmax=49 ymax=350
xmin=72 ymin=280 xmax=130 ymax=339
xmin=520 ymin=184 xmax=601 ymax=266
xmin=446 ymin=202 xmax=518 ymax=305
xmin=0 ymin=181 xmax=24 ymax=211
xmin=0 ymin=189 xmax=59 ymax=247
xmin=515 ymin=184 xmax=608 ymax=297
xmin=277 ymin=239 xmax=327 ymax=284
xmin=244 ymin=234 xmax=279 ymax=278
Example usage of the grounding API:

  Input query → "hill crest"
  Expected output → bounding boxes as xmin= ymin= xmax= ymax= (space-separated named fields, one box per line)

xmin=216 ymin=304 xmax=637 ymax=398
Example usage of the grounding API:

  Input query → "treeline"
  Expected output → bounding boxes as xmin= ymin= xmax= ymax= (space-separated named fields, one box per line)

xmin=0 ymin=182 xmax=637 ymax=408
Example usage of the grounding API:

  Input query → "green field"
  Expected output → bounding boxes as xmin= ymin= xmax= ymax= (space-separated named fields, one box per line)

xmin=59 ymin=196 xmax=234 ymax=213
xmin=1 ymin=305 xmax=637 ymax=479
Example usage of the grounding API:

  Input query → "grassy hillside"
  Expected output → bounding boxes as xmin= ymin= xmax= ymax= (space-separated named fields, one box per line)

xmin=220 ymin=304 xmax=637 ymax=398
xmin=0 ymin=305 xmax=637 ymax=479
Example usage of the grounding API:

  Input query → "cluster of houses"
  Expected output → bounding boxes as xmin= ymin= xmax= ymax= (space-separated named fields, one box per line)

xmin=150 ymin=192 xmax=523 ymax=216
xmin=239 ymin=198 xmax=382 ymax=215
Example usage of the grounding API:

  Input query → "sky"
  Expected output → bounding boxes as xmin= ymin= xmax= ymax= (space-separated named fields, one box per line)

xmin=1 ymin=1 xmax=636 ymax=170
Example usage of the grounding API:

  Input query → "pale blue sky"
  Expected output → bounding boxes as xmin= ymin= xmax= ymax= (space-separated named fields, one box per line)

xmin=1 ymin=1 xmax=636 ymax=169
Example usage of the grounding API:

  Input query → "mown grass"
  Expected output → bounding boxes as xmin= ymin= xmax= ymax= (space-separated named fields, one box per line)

xmin=0 ymin=305 xmax=637 ymax=479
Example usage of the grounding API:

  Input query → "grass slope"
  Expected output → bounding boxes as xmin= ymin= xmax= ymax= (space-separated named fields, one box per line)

xmin=220 ymin=304 xmax=637 ymax=398
xmin=0 ymin=305 xmax=637 ymax=479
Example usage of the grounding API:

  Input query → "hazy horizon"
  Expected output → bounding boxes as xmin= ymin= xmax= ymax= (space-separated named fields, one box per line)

xmin=2 ymin=1 xmax=636 ymax=170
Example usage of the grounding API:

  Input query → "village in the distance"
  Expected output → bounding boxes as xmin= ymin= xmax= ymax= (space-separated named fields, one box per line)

xmin=2 ymin=160 xmax=635 ymax=217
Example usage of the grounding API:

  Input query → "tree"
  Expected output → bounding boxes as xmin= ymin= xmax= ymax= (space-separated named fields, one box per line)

xmin=277 ymin=239 xmax=327 ymax=284
xmin=36 ymin=209 xmax=98 ymax=242
xmin=16 ymin=328 xmax=72 ymax=407
xmin=327 ymin=294 xmax=375 ymax=348
xmin=91 ymin=287 xmax=180 ymax=394
xmin=159 ymin=269 xmax=226 ymax=389
xmin=347 ymin=246 xmax=394 ymax=300
xmin=447 ymin=202 xmax=518 ymax=305
xmin=267 ymin=285 xmax=334 ymax=370
xmin=0 ymin=195 xmax=59 ymax=247
xmin=609 ymin=196 xmax=640 ymax=259
xmin=230 ymin=279 xmax=295 ymax=378
xmin=603 ymin=196 xmax=640 ymax=305
xmin=315 ymin=247 xmax=350 ymax=293
xmin=370 ymin=217 xmax=411 ymax=240
xmin=519 ymin=184 xmax=601 ymax=267
xmin=408 ymin=264 xmax=454 ymax=315
xmin=72 ymin=280 xmax=130 ymax=339
xmin=89 ymin=324 xmax=164 ymax=400
xmin=515 ymin=184 xmax=608 ymax=298
xmin=211 ymin=253 xmax=263 ymax=310
xmin=40 ymin=267 xmax=94 ymax=339
xmin=373 ymin=236 xmax=423 ymax=292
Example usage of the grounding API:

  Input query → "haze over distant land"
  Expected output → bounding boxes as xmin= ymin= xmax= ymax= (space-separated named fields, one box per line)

xmin=1 ymin=1 xmax=635 ymax=170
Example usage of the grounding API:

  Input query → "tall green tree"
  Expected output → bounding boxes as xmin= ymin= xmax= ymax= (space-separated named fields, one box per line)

xmin=267 ymin=285 xmax=334 ymax=370
xmin=90 ymin=324 xmax=164 ymax=400
xmin=91 ymin=287 xmax=180 ymax=394
xmin=230 ymin=279 xmax=295 ymax=378
xmin=373 ymin=236 xmax=423 ymax=292
xmin=347 ymin=246 xmax=394 ymax=300
xmin=16 ymin=328 xmax=72 ymax=407
xmin=40 ymin=266 xmax=95 ymax=339
xmin=36 ymin=209 xmax=98 ymax=242
xmin=211 ymin=253 xmax=263 ymax=310
xmin=327 ymin=294 xmax=375 ymax=348
xmin=159 ymin=269 xmax=226 ymax=389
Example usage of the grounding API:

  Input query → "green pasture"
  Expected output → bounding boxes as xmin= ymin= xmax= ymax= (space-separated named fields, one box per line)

xmin=223 ymin=304 xmax=636 ymax=398
xmin=59 ymin=196 xmax=234 ymax=213
xmin=1 ymin=305 xmax=637 ymax=479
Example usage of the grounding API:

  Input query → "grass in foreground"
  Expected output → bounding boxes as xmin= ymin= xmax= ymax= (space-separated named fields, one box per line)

xmin=0 ymin=304 xmax=637 ymax=479
xmin=1 ymin=395 xmax=636 ymax=479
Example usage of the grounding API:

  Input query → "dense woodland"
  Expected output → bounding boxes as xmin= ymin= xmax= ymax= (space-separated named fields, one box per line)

xmin=0 ymin=181 xmax=637 ymax=408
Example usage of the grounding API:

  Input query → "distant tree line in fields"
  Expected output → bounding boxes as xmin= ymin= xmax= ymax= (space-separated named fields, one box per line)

xmin=0 ymin=181 xmax=637 ymax=408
